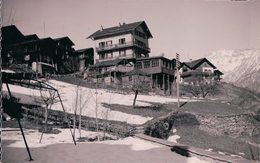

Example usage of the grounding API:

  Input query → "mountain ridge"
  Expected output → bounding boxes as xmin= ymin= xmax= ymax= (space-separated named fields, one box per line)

xmin=207 ymin=49 xmax=260 ymax=92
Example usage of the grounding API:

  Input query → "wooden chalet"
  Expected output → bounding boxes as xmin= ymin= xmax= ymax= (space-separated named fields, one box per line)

xmin=1 ymin=25 xmax=94 ymax=75
xmin=179 ymin=58 xmax=223 ymax=84
xmin=135 ymin=56 xmax=176 ymax=95
xmin=74 ymin=48 xmax=94 ymax=72
xmin=53 ymin=37 xmax=75 ymax=73
xmin=8 ymin=37 xmax=57 ymax=74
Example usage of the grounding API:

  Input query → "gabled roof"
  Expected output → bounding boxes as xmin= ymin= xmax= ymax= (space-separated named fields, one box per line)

xmin=87 ymin=21 xmax=153 ymax=40
xmin=53 ymin=36 xmax=75 ymax=46
xmin=181 ymin=58 xmax=216 ymax=69
xmin=1 ymin=25 xmax=25 ymax=45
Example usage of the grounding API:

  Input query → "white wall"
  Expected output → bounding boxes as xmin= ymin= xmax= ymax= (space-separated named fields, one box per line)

xmin=94 ymin=33 xmax=132 ymax=48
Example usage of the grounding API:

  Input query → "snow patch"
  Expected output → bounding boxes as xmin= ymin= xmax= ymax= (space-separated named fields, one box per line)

xmin=218 ymin=151 xmax=226 ymax=155
xmin=167 ymin=135 xmax=180 ymax=143
xmin=102 ymin=137 xmax=162 ymax=151
xmin=187 ymin=157 xmax=210 ymax=163
xmin=205 ymin=148 xmax=213 ymax=152
xmin=1 ymin=69 xmax=15 ymax=73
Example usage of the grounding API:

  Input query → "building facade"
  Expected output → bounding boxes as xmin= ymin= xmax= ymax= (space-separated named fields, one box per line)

xmin=88 ymin=21 xmax=153 ymax=63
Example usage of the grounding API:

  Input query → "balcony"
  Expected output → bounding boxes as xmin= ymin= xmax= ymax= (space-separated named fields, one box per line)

xmin=96 ymin=41 xmax=150 ymax=53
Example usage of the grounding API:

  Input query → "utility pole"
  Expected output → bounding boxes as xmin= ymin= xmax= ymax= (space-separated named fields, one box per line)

xmin=176 ymin=53 xmax=180 ymax=108
xmin=95 ymin=72 xmax=100 ymax=141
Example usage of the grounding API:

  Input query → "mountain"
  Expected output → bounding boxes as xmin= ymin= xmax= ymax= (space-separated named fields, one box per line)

xmin=207 ymin=49 xmax=260 ymax=92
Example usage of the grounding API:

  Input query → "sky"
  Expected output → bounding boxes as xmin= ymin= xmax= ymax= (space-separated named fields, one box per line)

xmin=3 ymin=0 xmax=260 ymax=61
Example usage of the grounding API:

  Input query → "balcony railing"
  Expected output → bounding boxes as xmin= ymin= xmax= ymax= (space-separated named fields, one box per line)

xmin=96 ymin=41 xmax=150 ymax=52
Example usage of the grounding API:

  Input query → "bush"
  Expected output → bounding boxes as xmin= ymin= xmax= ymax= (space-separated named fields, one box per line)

xmin=144 ymin=113 xmax=200 ymax=139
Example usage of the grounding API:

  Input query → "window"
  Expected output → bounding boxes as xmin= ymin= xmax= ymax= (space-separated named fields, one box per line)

xmin=135 ymin=62 xmax=142 ymax=69
xmin=119 ymin=50 xmax=126 ymax=56
xmin=99 ymin=42 xmax=105 ymax=48
xmin=162 ymin=61 xmax=166 ymax=67
xmin=144 ymin=61 xmax=150 ymax=68
xmin=100 ymin=54 xmax=105 ymax=59
xmin=106 ymin=40 xmax=112 ymax=46
xmin=152 ymin=60 xmax=159 ymax=67
xmin=119 ymin=38 xmax=126 ymax=45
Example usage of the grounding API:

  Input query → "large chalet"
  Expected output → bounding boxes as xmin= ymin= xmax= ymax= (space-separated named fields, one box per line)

xmin=87 ymin=21 xmax=176 ymax=95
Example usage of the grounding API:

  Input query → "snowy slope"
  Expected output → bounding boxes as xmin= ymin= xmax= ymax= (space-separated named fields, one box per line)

xmin=207 ymin=49 xmax=260 ymax=92
xmin=2 ymin=80 xmax=198 ymax=125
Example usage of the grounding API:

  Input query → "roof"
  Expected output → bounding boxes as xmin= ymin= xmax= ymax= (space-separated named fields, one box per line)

xmin=53 ymin=36 xmax=75 ymax=46
xmin=1 ymin=25 xmax=25 ymax=45
xmin=24 ymin=34 xmax=39 ymax=41
xmin=87 ymin=21 xmax=153 ymax=40
xmin=136 ymin=55 xmax=173 ymax=62
xmin=75 ymin=48 xmax=93 ymax=53
xmin=214 ymin=69 xmax=224 ymax=75
xmin=124 ymin=69 xmax=147 ymax=76
xmin=91 ymin=59 xmax=125 ymax=68
xmin=90 ymin=58 xmax=135 ymax=68
xmin=10 ymin=37 xmax=56 ymax=47
xmin=181 ymin=58 xmax=216 ymax=69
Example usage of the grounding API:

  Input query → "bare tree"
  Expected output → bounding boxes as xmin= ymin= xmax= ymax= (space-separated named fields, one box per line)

xmin=39 ymin=88 xmax=58 ymax=143
xmin=128 ymin=72 xmax=150 ymax=109
xmin=181 ymin=75 xmax=220 ymax=98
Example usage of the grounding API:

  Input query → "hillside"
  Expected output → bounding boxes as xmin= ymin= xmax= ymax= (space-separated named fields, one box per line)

xmin=207 ymin=49 xmax=260 ymax=92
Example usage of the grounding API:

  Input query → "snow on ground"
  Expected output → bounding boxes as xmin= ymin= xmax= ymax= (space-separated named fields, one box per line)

xmin=3 ymin=128 xmax=161 ymax=151
xmin=2 ymin=79 xmax=198 ymax=125
xmin=3 ymin=128 xmax=81 ymax=148
xmin=167 ymin=128 xmax=181 ymax=143
xmin=218 ymin=151 xmax=226 ymax=155
xmin=101 ymin=137 xmax=162 ymax=151
xmin=3 ymin=128 xmax=210 ymax=163
xmin=187 ymin=157 xmax=209 ymax=163
xmin=2 ymin=69 xmax=16 ymax=73
xmin=167 ymin=135 xmax=181 ymax=143
xmin=206 ymin=148 xmax=213 ymax=152
xmin=2 ymin=84 xmax=42 ymax=97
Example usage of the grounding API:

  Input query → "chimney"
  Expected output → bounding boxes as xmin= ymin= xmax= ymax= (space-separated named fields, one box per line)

xmin=119 ymin=22 xmax=121 ymax=27
xmin=101 ymin=25 xmax=104 ymax=31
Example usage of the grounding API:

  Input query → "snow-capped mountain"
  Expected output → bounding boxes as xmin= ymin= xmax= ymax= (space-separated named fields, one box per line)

xmin=207 ymin=49 xmax=260 ymax=92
